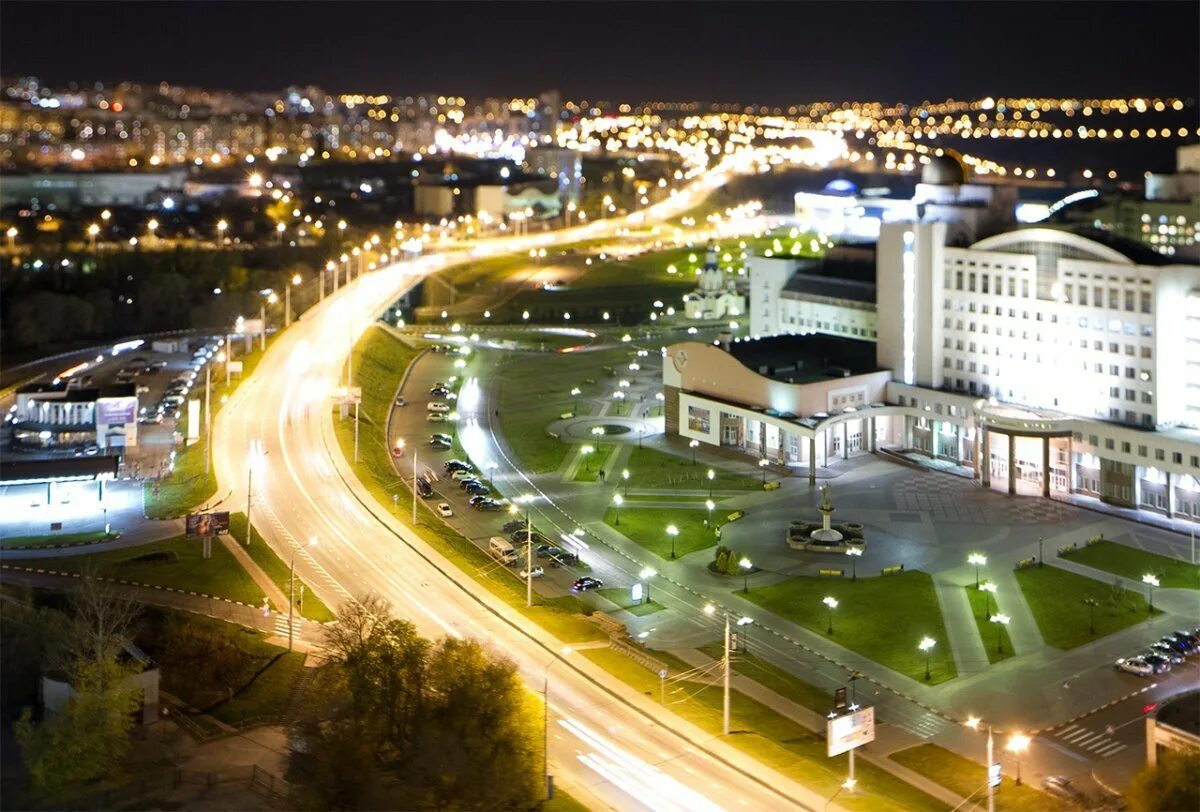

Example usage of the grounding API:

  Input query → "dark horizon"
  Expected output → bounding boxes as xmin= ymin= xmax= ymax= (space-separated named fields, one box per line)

xmin=3 ymin=1 xmax=1199 ymax=104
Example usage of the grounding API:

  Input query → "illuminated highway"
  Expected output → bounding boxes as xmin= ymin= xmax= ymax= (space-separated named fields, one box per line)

xmin=210 ymin=147 xmax=860 ymax=811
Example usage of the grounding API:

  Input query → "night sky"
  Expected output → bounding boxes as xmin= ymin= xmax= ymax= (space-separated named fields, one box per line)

xmin=2 ymin=1 xmax=1198 ymax=103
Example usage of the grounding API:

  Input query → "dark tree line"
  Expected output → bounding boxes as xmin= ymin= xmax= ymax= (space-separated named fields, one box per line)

xmin=1 ymin=245 xmax=327 ymax=353
xmin=292 ymin=595 xmax=543 ymax=811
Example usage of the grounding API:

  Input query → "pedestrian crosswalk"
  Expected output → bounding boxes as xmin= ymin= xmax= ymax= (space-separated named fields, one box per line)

xmin=1052 ymin=723 xmax=1127 ymax=759
xmin=274 ymin=614 xmax=303 ymax=641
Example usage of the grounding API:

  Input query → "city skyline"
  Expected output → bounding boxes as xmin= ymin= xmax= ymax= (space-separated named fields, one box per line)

xmin=3 ymin=1 xmax=1199 ymax=102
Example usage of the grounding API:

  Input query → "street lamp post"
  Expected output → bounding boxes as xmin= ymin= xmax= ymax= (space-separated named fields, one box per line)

xmin=968 ymin=553 xmax=987 ymax=588
xmin=823 ymin=596 xmax=838 ymax=634
xmin=1038 ymin=536 xmax=1044 ymax=567
xmin=246 ymin=439 xmax=265 ymax=547
xmin=612 ymin=493 xmax=623 ymax=525
xmin=581 ymin=444 xmax=594 ymax=472
xmin=689 ymin=439 xmax=700 ymax=464
xmin=919 ymin=636 xmax=936 ymax=680
xmin=543 ymin=648 xmax=572 ymax=800
xmin=622 ymin=469 xmax=630 ymax=497
xmin=740 ymin=557 xmax=752 ymax=593
xmin=846 ymin=546 xmax=862 ymax=582
xmin=1083 ymin=597 xmax=1099 ymax=634
xmin=1006 ymin=733 xmax=1030 ymax=785
xmin=570 ymin=387 xmax=581 ymax=414
xmin=285 ymin=273 xmax=301 ymax=327
xmin=965 ymin=717 xmax=997 ymax=812
xmin=639 ymin=567 xmax=656 ymax=604
xmin=289 ymin=536 xmax=317 ymax=651
xmin=979 ymin=581 xmax=997 ymax=619
xmin=759 ymin=457 xmax=769 ymax=484
xmin=1142 ymin=573 xmax=1159 ymax=612
xmin=704 ymin=604 xmax=752 ymax=736
xmin=707 ymin=468 xmax=715 ymax=498
xmin=990 ymin=613 xmax=1010 ymax=654
xmin=705 ymin=498 xmax=714 ymax=528
xmin=666 ymin=524 xmax=679 ymax=559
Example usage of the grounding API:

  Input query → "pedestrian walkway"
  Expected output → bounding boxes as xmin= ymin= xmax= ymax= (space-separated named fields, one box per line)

xmin=219 ymin=532 xmax=289 ymax=611
xmin=931 ymin=572 xmax=989 ymax=674
xmin=983 ymin=567 xmax=1044 ymax=653
xmin=1049 ymin=722 xmax=1128 ymax=759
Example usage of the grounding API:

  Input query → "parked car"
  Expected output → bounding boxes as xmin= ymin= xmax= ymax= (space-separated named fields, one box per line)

xmin=1149 ymin=642 xmax=1186 ymax=664
xmin=426 ymin=413 xmax=447 ymax=423
xmin=503 ymin=519 xmax=530 ymax=534
xmin=1115 ymin=658 xmax=1154 ymax=677
xmin=458 ymin=478 xmax=482 ymax=490
xmin=474 ymin=499 xmax=503 ymax=512
xmin=451 ymin=470 xmax=478 ymax=482
xmin=430 ymin=438 xmax=452 ymax=449
xmin=572 ymin=576 xmax=603 ymax=592
xmin=444 ymin=460 xmax=472 ymax=473
xmin=1159 ymin=636 xmax=1192 ymax=655
xmin=519 ymin=566 xmax=545 ymax=580
xmin=416 ymin=479 xmax=434 ymax=498
xmin=465 ymin=483 xmax=490 ymax=496
xmin=436 ymin=503 xmax=453 ymax=518
xmin=512 ymin=530 xmax=548 ymax=545
xmin=430 ymin=433 xmax=453 ymax=444
xmin=427 ymin=402 xmax=451 ymax=414
xmin=468 ymin=495 xmax=488 ymax=506
xmin=536 ymin=544 xmax=564 ymax=559
xmin=1140 ymin=652 xmax=1172 ymax=673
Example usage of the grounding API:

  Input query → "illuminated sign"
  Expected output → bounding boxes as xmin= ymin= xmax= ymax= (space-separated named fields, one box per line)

xmin=96 ymin=396 xmax=137 ymax=425
xmin=827 ymin=706 xmax=875 ymax=757
xmin=185 ymin=512 xmax=230 ymax=538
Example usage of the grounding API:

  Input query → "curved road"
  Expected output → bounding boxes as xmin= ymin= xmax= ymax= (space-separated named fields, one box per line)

xmin=210 ymin=151 xmax=855 ymax=811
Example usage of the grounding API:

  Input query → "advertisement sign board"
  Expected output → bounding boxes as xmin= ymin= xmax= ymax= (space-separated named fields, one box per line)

xmin=186 ymin=398 xmax=201 ymax=441
xmin=826 ymin=706 xmax=875 ymax=757
xmin=96 ymin=396 xmax=138 ymax=425
xmin=185 ymin=512 xmax=231 ymax=538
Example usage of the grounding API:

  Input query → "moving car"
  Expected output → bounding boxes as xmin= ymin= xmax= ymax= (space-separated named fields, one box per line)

xmin=395 ymin=396 xmax=406 ymax=407
xmin=436 ymin=503 xmax=453 ymax=518
xmin=391 ymin=443 xmax=405 ymax=458
xmin=430 ymin=437 xmax=452 ymax=449
xmin=1041 ymin=776 xmax=1084 ymax=803
xmin=430 ymin=433 xmax=453 ymax=444
xmin=416 ymin=479 xmax=434 ymax=498
xmin=1115 ymin=657 xmax=1154 ymax=677
xmin=571 ymin=576 xmax=603 ymax=592
xmin=519 ymin=566 xmax=545 ymax=579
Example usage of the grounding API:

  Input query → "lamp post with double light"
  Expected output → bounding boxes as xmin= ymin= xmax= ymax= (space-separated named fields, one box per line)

xmin=846 ymin=546 xmax=862 ymax=581
xmin=612 ymin=493 xmax=623 ymax=526
xmin=823 ymin=596 xmax=838 ymax=634
xmin=919 ymin=636 xmax=936 ymax=681
xmin=990 ymin=613 xmax=1010 ymax=654
xmin=1142 ymin=573 xmax=1159 ymax=612
xmin=666 ymin=524 xmax=679 ymax=559
xmin=969 ymin=553 xmax=987 ymax=588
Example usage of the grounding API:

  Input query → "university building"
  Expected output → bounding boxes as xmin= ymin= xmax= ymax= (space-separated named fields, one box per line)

xmin=664 ymin=180 xmax=1200 ymax=525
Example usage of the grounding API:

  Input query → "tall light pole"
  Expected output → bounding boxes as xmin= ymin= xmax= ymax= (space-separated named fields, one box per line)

xmin=704 ymin=604 xmax=751 ymax=736
xmin=980 ymin=581 xmax=997 ymax=619
xmin=1142 ymin=573 xmax=1159 ymax=612
xmin=285 ymin=273 xmax=301 ymax=327
xmin=289 ymin=536 xmax=317 ymax=651
xmin=5 ymin=226 xmax=17 ymax=251
xmin=543 ymin=648 xmax=572 ymax=800
xmin=705 ymin=498 xmax=714 ymax=528
xmin=666 ymin=524 xmax=679 ymax=559
xmin=86 ymin=223 xmax=99 ymax=251
xmin=919 ymin=636 xmax=936 ymax=681
xmin=411 ymin=447 xmax=419 ymax=526
xmin=204 ymin=353 xmax=221 ymax=476
xmin=823 ymin=596 xmax=838 ymax=634
xmin=217 ymin=218 xmax=228 ymax=245
xmin=1006 ymin=733 xmax=1030 ymax=785
xmin=246 ymin=438 xmax=266 ymax=546
xmin=570 ymin=387 xmax=581 ymax=414
xmin=965 ymin=716 xmax=996 ymax=812
xmin=968 ymin=553 xmax=987 ymax=588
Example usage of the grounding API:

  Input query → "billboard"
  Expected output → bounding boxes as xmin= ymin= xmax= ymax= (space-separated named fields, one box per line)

xmin=96 ymin=396 xmax=138 ymax=425
xmin=185 ymin=512 xmax=230 ymax=538
xmin=687 ymin=405 xmax=711 ymax=434
xmin=827 ymin=706 xmax=875 ymax=757
xmin=186 ymin=398 xmax=201 ymax=441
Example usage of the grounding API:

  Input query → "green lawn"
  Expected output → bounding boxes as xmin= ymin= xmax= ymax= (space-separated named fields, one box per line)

xmin=228 ymin=512 xmax=336 ymax=623
xmin=624 ymin=445 xmax=761 ymax=491
xmin=0 ymin=531 xmax=116 ymax=548
xmin=964 ymin=586 xmax=1015 ymax=664
xmin=335 ymin=325 xmax=605 ymax=646
xmin=573 ymin=443 xmax=616 ymax=482
xmin=136 ymin=608 xmax=307 ymax=726
xmin=1014 ymin=564 xmax=1160 ymax=650
xmin=890 ymin=744 xmax=1071 ymax=812
xmin=604 ymin=505 xmax=717 ymax=560
xmin=742 ymin=571 xmax=958 ymax=683
xmin=46 ymin=535 xmax=266 ymax=605
xmin=541 ymin=788 xmax=590 ymax=812
xmin=597 ymin=587 xmax=665 ymax=617
xmin=697 ymin=643 xmax=834 ymax=716
xmin=582 ymin=649 xmax=944 ymax=812
xmin=1060 ymin=540 xmax=1200 ymax=590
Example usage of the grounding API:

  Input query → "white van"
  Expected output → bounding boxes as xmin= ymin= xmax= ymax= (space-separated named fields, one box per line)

xmin=488 ymin=536 xmax=518 ymax=565
xmin=427 ymin=402 xmax=451 ymax=414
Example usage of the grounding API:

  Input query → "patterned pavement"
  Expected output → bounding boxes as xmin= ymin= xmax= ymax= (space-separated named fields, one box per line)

xmin=892 ymin=476 xmax=1076 ymax=525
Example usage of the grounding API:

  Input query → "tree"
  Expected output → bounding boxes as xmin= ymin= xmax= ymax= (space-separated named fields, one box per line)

xmin=14 ymin=660 xmax=141 ymax=795
xmin=1125 ymin=749 xmax=1200 ymax=812
xmin=296 ymin=595 xmax=542 ymax=810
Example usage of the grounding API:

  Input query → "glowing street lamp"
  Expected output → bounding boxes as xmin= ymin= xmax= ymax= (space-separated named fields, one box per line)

xmin=612 ymin=493 xmax=623 ymax=525
xmin=5 ymin=226 xmax=17 ymax=251
xmin=86 ymin=222 xmax=100 ymax=250
xmin=1142 ymin=573 xmax=1159 ymax=612
xmin=968 ymin=553 xmax=987 ymax=588
xmin=1006 ymin=733 xmax=1030 ymax=785
xmin=570 ymin=386 xmax=581 ymax=413
xmin=622 ymin=468 xmax=630 ymax=496
xmin=689 ymin=439 xmax=700 ymax=464
xmin=705 ymin=498 xmax=715 ymax=528
xmin=823 ymin=596 xmax=838 ymax=634
xmin=990 ymin=613 xmax=1010 ymax=654
xmin=639 ymin=566 xmax=657 ymax=604
xmin=581 ymin=444 xmax=594 ymax=472
xmin=740 ymin=557 xmax=753 ymax=593
xmin=846 ymin=546 xmax=863 ymax=581
xmin=979 ymin=581 xmax=998 ymax=619
xmin=919 ymin=636 xmax=937 ymax=681
xmin=759 ymin=457 xmax=769 ymax=484
xmin=666 ymin=524 xmax=679 ymax=559
xmin=707 ymin=468 xmax=715 ymax=498
xmin=217 ymin=218 xmax=228 ymax=243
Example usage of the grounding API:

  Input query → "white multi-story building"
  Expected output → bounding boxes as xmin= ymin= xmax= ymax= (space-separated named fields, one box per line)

xmin=666 ymin=218 xmax=1200 ymax=524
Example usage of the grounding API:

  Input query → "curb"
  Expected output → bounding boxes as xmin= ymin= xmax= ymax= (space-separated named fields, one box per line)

xmin=0 ymin=533 xmax=122 ymax=552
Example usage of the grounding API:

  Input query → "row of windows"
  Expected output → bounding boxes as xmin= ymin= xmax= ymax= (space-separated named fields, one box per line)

xmin=949 ymin=271 xmax=1031 ymax=297
xmin=1078 ymin=431 xmax=1198 ymax=467
xmin=944 ymin=311 xmax=1155 ymax=340
xmin=1062 ymin=285 xmax=1153 ymax=313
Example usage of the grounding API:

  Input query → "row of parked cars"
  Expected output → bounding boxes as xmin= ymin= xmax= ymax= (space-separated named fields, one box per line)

xmin=1115 ymin=627 xmax=1200 ymax=676
xmin=441 ymin=460 xmax=504 ymax=511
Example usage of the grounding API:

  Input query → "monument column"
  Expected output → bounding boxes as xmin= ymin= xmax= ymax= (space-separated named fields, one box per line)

xmin=981 ymin=427 xmax=991 ymax=487
xmin=842 ymin=422 xmax=849 ymax=459
xmin=809 ymin=435 xmax=817 ymax=485
xmin=1007 ymin=433 xmax=1017 ymax=495
xmin=1042 ymin=437 xmax=1051 ymax=498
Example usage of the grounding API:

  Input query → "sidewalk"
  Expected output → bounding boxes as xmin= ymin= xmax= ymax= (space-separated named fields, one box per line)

xmin=931 ymin=572 xmax=989 ymax=674
xmin=670 ymin=648 xmax=968 ymax=809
